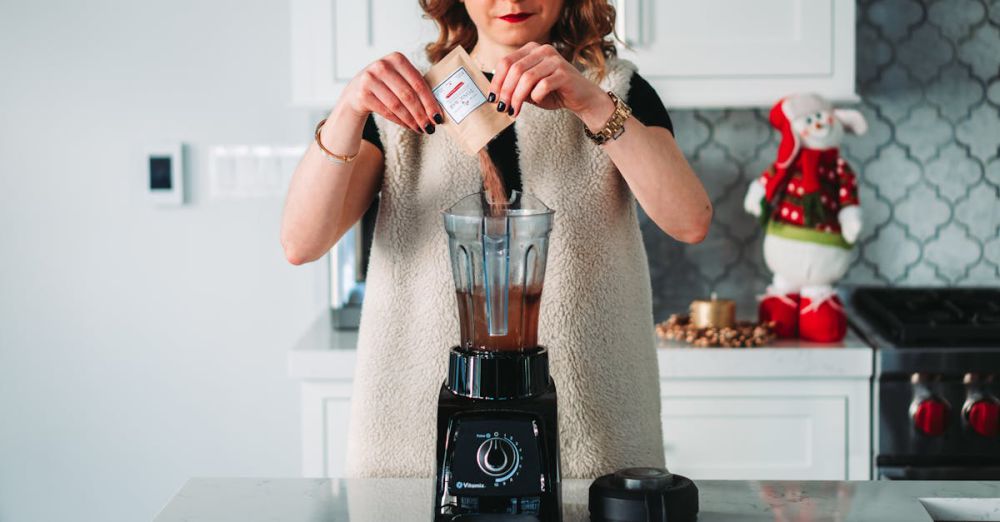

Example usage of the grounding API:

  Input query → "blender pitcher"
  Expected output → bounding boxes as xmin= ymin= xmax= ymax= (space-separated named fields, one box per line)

xmin=443 ymin=191 xmax=554 ymax=352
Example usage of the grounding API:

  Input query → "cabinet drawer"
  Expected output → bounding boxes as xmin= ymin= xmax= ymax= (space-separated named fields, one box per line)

xmin=661 ymin=396 xmax=847 ymax=480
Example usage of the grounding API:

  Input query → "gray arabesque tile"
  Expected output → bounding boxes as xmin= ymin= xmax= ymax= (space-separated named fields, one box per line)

xmin=645 ymin=0 xmax=1000 ymax=320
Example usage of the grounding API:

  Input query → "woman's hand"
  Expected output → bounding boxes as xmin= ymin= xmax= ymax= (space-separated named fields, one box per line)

xmin=488 ymin=42 xmax=612 ymax=128
xmin=341 ymin=52 xmax=444 ymax=134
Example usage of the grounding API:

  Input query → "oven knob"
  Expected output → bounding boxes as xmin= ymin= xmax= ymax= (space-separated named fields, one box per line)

xmin=911 ymin=398 xmax=949 ymax=436
xmin=476 ymin=437 xmax=518 ymax=478
xmin=965 ymin=399 xmax=1000 ymax=437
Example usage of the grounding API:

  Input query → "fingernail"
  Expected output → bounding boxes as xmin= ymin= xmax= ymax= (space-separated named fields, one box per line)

xmin=507 ymin=105 xmax=514 ymax=116
xmin=497 ymin=101 xmax=506 ymax=112
xmin=433 ymin=113 xmax=443 ymax=124
xmin=424 ymin=123 xmax=435 ymax=134
xmin=487 ymin=92 xmax=496 ymax=103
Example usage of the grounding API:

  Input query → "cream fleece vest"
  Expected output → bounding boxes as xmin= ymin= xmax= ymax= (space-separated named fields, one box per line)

xmin=344 ymin=52 xmax=665 ymax=479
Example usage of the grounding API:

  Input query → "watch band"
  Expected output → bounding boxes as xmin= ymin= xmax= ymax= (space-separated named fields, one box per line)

xmin=584 ymin=91 xmax=632 ymax=145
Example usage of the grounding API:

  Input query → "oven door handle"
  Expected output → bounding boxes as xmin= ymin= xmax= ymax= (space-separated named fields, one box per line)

xmin=880 ymin=465 xmax=1000 ymax=480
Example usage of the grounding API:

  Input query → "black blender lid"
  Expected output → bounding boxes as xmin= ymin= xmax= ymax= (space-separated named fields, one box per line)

xmin=589 ymin=467 xmax=699 ymax=522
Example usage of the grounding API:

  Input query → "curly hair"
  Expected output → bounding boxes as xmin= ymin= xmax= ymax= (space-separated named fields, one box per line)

xmin=419 ymin=0 xmax=620 ymax=81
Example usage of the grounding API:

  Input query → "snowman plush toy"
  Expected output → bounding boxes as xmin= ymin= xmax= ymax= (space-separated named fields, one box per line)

xmin=744 ymin=93 xmax=867 ymax=342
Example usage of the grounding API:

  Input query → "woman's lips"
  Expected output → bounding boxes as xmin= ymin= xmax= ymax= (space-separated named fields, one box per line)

xmin=500 ymin=13 xmax=534 ymax=23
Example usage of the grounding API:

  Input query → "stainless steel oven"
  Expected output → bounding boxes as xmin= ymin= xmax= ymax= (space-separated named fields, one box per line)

xmin=847 ymin=286 xmax=1000 ymax=480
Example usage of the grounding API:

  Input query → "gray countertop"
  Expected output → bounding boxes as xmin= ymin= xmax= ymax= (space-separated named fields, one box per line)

xmin=154 ymin=478 xmax=1000 ymax=521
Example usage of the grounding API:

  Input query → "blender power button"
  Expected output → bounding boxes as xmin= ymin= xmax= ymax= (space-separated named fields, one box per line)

xmin=476 ymin=437 xmax=518 ymax=478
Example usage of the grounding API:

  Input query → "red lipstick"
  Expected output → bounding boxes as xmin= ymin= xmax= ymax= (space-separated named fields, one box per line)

xmin=500 ymin=12 xmax=533 ymax=23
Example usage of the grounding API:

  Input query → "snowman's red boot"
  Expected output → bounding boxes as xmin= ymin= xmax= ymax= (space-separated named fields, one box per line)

xmin=759 ymin=290 xmax=800 ymax=338
xmin=799 ymin=287 xmax=847 ymax=342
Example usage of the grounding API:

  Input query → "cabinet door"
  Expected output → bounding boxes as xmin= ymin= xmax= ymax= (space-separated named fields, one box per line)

xmin=292 ymin=0 xmax=438 ymax=106
xmin=661 ymin=396 xmax=847 ymax=480
xmin=614 ymin=0 xmax=856 ymax=107
xmin=301 ymin=381 xmax=353 ymax=477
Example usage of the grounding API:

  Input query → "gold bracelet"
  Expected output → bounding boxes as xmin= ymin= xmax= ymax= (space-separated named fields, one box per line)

xmin=314 ymin=118 xmax=360 ymax=164
xmin=583 ymin=91 xmax=632 ymax=145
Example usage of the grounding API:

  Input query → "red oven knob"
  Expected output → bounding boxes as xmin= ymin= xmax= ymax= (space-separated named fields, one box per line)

xmin=965 ymin=399 xmax=1000 ymax=437
xmin=911 ymin=398 xmax=949 ymax=436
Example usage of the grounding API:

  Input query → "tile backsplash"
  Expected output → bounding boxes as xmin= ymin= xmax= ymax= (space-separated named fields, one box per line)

xmin=645 ymin=0 xmax=1000 ymax=319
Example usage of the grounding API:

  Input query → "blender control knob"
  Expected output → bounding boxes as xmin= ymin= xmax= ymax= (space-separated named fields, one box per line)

xmin=965 ymin=399 xmax=1000 ymax=437
xmin=476 ymin=437 xmax=517 ymax=477
xmin=911 ymin=397 xmax=949 ymax=436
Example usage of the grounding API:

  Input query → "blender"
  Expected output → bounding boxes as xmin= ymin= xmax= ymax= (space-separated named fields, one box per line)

xmin=434 ymin=191 xmax=561 ymax=521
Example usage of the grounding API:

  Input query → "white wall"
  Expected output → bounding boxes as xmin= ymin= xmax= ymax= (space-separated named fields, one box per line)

xmin=0 ymin=2 xmax=326 ymax=520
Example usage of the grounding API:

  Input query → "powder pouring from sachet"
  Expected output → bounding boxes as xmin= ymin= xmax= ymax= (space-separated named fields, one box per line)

xmin=478 ymin=149 xmax=509 ymax=214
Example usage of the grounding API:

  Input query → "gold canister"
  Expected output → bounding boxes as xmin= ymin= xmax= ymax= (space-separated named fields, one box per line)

xmin=689 ymin=293 xmax=736 ymax=328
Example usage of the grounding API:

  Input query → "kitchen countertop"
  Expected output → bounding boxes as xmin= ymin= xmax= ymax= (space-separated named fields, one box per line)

xmin=288 ymin=311 xmax=873 ymax=380
xmin=154 ymin=477 xmax=1000 ymax=522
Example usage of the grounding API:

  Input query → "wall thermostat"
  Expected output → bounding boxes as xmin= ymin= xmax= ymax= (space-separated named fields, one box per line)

xmin=146 ymin=143 xmax=185 ymax=205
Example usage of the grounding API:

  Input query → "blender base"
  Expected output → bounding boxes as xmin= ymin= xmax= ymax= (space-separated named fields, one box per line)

xmin=433 ymin=352 xmax=561 ymax=522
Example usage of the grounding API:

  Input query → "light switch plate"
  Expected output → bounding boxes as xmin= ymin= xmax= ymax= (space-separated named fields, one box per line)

xmin=208 ymin=145 xmax=305 ymax=200
xmin=146 ymin=143 xmax=185 ymax=205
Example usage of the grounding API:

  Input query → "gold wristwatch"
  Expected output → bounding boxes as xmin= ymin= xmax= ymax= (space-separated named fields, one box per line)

xmin=584 ymin=91 xmax=631 ymax=145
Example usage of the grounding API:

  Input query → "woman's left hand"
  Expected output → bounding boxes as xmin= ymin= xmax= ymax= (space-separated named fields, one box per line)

xmin=488 ymin=42 xmax=611 ymax=125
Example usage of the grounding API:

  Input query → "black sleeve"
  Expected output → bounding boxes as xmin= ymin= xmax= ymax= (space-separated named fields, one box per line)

xmin=626 ymin=73 xmax=674 ymax=136
xmin=361 ymin=113 xmax=384 ymax=152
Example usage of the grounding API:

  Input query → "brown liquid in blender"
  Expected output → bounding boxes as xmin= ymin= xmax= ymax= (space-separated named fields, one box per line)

xmin=456 ymin=285 xmax=543 ymax=352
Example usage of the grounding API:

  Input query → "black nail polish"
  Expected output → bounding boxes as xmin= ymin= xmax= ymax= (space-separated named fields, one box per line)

xmin=424 ymin=123 xmax=435 ymax=134
xmin=487 ymin=92 xmax=496 ymax=103
xmin=497 ymin=101 xmax=506 ymax=112
xmin=433 ymin=113 xmax=443 ymax=124
xmin=507 ymin=105 xmax=514 ymax=116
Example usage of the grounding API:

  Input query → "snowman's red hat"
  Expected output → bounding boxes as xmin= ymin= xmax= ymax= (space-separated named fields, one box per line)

xmin=771 ymin=93 xmax=832 ymax=169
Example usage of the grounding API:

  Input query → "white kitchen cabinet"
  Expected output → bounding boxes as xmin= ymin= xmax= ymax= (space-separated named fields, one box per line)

xmin=290 ymin=0 xmax=438 ymax=107
xmin=661 ymin=379 xmax=869 ymax=480
xmin=298 ymin=373 xmax=869 ymax=480
xmin=300 ymin=380 xmax=353 ymax=478
xmin=289 ymin=314 xmax=872 ymax=480
xmin=662 ymin=396 xmax=846 ymax=480
xmin=291 ymin=0 xmax=856 ymax=108
xmin=615 ymin=0 xmax=857 ymax=107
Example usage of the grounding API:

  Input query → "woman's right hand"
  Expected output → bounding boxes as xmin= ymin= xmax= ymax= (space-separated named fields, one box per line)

xmin=341 ymin=52 xmax=444 ymax=134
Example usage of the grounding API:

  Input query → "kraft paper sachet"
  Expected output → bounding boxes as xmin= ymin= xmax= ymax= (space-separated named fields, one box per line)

xmin=424 ymin=45 xmax=515 ymax=156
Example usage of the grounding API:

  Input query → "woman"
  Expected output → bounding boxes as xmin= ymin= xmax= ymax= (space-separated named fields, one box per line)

xmin=280 ymin=0 xmax=711 ymax=479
